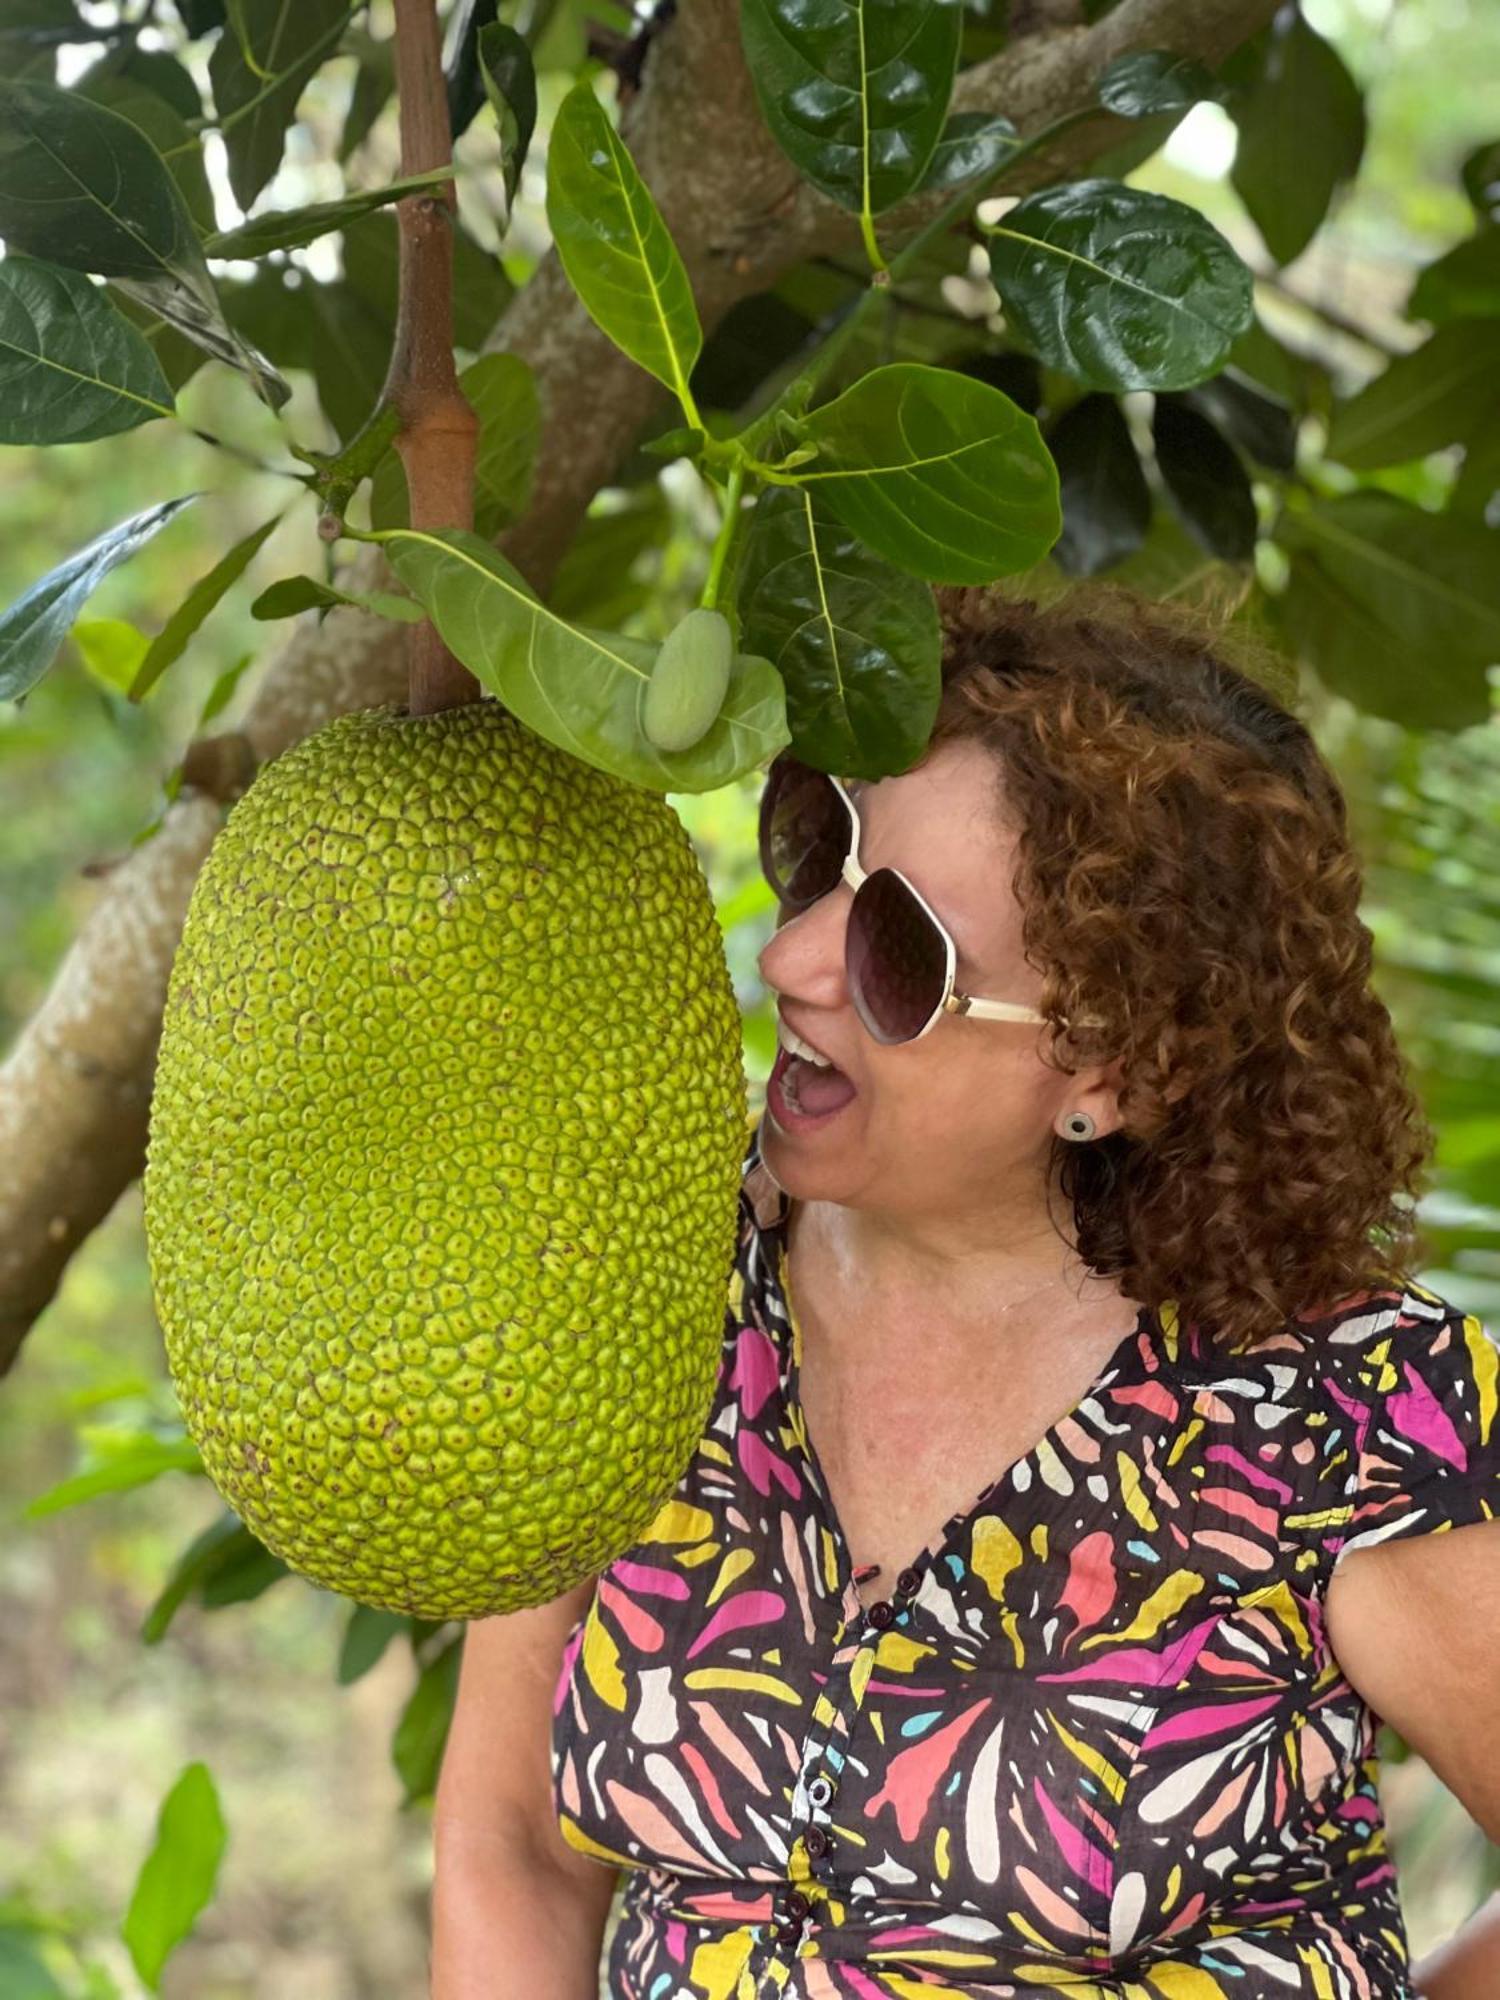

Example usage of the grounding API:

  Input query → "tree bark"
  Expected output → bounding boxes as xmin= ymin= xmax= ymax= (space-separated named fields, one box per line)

xmin=0 ymin=0 xmax=1280 ymax=1373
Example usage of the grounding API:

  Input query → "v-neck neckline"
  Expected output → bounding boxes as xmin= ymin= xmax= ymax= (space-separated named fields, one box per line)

xmin=766 ymin=1198 xmax=1156 ymax=1622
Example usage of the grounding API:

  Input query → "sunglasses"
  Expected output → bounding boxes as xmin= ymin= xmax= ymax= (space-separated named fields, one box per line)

xmin=758 ymin=756 xmax=1084 ymax=1047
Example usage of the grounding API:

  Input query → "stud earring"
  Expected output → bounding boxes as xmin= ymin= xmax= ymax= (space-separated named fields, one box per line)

xmin=1059 ymin=1111 xmax=1097 ymax=1142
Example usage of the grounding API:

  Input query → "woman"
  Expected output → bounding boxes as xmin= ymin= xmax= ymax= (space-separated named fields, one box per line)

xmin=548 ymin=583 xmax=1500 ymax=1998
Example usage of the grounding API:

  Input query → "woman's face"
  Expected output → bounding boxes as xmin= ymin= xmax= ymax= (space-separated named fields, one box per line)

xmin=755 ymin=737 xmax=1124 ymax=1256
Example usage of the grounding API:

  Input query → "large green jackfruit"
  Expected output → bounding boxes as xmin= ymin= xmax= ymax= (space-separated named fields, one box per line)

xmin=142 ymin=697 xmax=748 ymax=1620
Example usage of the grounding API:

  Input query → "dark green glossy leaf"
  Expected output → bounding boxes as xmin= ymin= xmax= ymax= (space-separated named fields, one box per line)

xmin=952 ymin=349 xmax=1043 ymax=416
xmin=545 ymin=79 xmax=700 ymax=405
xmin=1275 ymin=491 xmax=1500 ymax=730
xmin=203 ymin=166 xmax=452 ymax=259
xmin=1097 ymin=49 xmax=1227 ymax=119
xmin=0 ymin=78 xmax=205 ymax=283
xmin=370 ymin=351 xmax=539 ymax=539
xmin=792 ymin=360 xmax=1060 ymax=582
xmin=1462 ymin=139 xmax=1500 ymax=221
xmin=1408 ymin=227 xmax=1500 ymax=324
xmin=121 ymin=1764 xmax=227 ymax=1992
xmin=1230 ymin=7 xmax=1365 ymax=267
xmin=0 ymin=80 xmax=287 ymax=405
xmin=340 ymin=28 xmax=394 ymax=160
xmin=1151 ymin=396 xmax=1256 ymax=560
xmin=108 ymin=45 xmax=203 ymax=120
xmin=1452 ymin=430 xmax=1500 ymax=525
xmin=73 ymin=64 xmax=216 ymax=236
xmin=736 ymin=481 xmax=942 ymax=777
xmin=477 ymin=19 xmax=536 ymax=215
xmin=985 ymin=179 xmax=1254 ymax=392
xmin=739 ymin=0 xmax=961 ymax=216
xmin=392 ymin=1635 xmax=462 ymax=1807
xmin=337 ymin=1604 xmax=407 ymax=1685
xmin=915 ymin=109 xmax=1018 ymax=194
xmin=249 ymin=575 xmax=424 ymax=621
xmin=1324 ymin=321 xmax=1500 ymax=470
xmin=169 ymin=0 xmax=226 ymax=37
xmin=1047 ymin=392 xmax=1150 ymax=576
xmin=0 ymin=256 xmax=174 ymax=443
xmin=444 ymin=0 xmax=499 ymax=140
xmin=209 ymin=0 xmax=350 ymax=210
xmin=128 ymin=514 xmax=281 ymax=700
xmin=1178 ymin=366 xmax=1297 ymax=471
xmin=0 ymin=493 xmax=196 ymax=705
xmin=378 ymin=526 xmax=789 ymax=792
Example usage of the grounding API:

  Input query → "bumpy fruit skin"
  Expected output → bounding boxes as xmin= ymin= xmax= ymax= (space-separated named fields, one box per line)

xmin=641 ymin=607 xmax=733 ymax=752
xmin=142 ymin=698 xmax=748 ymax=1620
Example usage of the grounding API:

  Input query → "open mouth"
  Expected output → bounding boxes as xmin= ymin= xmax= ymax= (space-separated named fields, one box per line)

xmin=769 ymin=1043 xmax=858 ymax=1128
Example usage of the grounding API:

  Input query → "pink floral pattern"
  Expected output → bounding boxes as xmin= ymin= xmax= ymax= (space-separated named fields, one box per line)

xmin=549 ymin=1113 xmax=1500 ymax=1997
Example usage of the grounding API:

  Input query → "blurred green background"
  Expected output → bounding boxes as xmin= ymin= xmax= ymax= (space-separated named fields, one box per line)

xmin=4 ymin=0 xmax=1500 ymax=1992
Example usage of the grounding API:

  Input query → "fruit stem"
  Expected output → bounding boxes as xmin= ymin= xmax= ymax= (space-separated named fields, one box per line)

xmin=384 ymin=0 xmax=482 ymax=718
xmin=700 ymin=457 xmax=745 ymax=618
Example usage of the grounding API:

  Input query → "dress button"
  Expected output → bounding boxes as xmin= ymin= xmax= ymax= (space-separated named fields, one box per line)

xmin=785 ymin=1891 xmax=810 ymax=1920
xmin=806 ymin=1774 xmax=833 ymax=1806
xmin=867 ymin=1599 xmax=894 ymax=1628
xmin=895 ymin=1566 xmax=921 ymax=1596
xmin=774 ymin=1918 xmax=801 ymax=1942
xmin=805 ymin=1825 xmax=830 ymax=1859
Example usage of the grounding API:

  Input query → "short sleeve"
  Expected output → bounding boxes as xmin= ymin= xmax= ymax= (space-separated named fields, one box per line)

xmin=1331 ymin=1298 xmax=1500 ymax=1571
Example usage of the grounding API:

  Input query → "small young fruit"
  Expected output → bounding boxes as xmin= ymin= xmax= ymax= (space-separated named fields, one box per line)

xmin=642 ymin=608 xmax=734 ymax=753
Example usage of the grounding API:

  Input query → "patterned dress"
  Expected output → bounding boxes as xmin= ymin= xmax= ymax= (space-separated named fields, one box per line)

xmin=549 ymin=1111 xmax=1500 ymax=1998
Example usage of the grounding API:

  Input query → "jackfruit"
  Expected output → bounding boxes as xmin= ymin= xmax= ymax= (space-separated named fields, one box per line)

xmin=642 ymin=607 xmax=734 ymax=752
xmin=142 ymin=696 xmax=748 ymax=1620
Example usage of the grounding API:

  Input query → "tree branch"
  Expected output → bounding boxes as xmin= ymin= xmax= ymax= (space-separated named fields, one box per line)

xmin=0 ymin=0 xmax=1282 ymax=1372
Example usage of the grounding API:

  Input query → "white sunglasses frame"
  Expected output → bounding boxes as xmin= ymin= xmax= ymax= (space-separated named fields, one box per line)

xmin=819 ymin=772 xmax=1089 ymax=1044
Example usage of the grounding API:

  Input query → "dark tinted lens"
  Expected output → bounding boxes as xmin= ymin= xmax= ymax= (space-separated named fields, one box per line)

xmin=848 ymin=868 xmax=948 ymax=1044
xmin=760 ymin=762 xmax=848 ymax=905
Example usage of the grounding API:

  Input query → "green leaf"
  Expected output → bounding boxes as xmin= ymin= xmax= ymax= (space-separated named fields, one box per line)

xmin=1230 ymin=8 xmax=1365 ymax=267
xmin=1323 ymin=321 xmax=1500 ymax=470
xmin=22 ymin=1431 xmax=203 ymax=1517
xmin=1151 ymin=396 xmax=1256 ymax=560
xmin=0 ymin=77 xmax=206 ymax=283
xmin=209 ymin=0 xmax=350 ymax=211
xmin=121 ymin=1763 xmax=228 ymax=1993
xmin=545 ymin=79 xmax=701 ymax=410
xmin=128 ymin=514 xmax=281 ymax=700
xmin=392 ymin=1635 xmax=462 ymax=1806
xmin=1046 ymin=392 xmax=1150 ymax=576
xmin=0 ymin=79 xmax=286 ymax=406
xmin=369 ymin=351 xmax=539 ymax=539
xmin=445 ymin=0 xmax=499 ymax=140
xmin=477 ymin=20 xmax=536 ymax=214
xmin=1178 ymin=367 xmax=1297 ymax=471
xmin=0 ymin=256 xmax=174 ymax=443
xmin=0 ymin=494 xmax=197 ymax=706
xmin=1408 ymin=227 xmax=1500 ymax=324
xmin=915 ymin=109 xmax=1018 ymax=194
xmin=203 ymin=166 xmax=453 ymax=259
xmin=376 ymin=526 xmax=790 ymax=791
xmin=736 ymin=482 xmax=942 ymax=776
xmin=1097 ymin=50 xmax=1228 ymax=119
xmin=337 ymin=1604 xmax=407 ymax=1685
xmin=789 ymin=360 xmax=1060 ymax=582
xmin=1275 ymin=491 xmax=1500 ymax=730
xmin=139 ymin=1510 xmax=282 ymax=1643
xmin=739 ymin=0 xmax=962 ymax=216
xmin=985 ymin=180 xmax=1254 ymax=393
xmin=72 ymin=616 xmax=149 ymax=691
xmin=73 ymin=62 xmax=216 ymax=235
xmin=0 ymin=0 xmax=81 ymax=83
xmin=250 ymin=574 xmax=425 ymax=622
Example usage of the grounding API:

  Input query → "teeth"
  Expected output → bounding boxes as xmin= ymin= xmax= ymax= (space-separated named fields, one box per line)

xmin=778 ymin=1022 xmax=833 ymax=1068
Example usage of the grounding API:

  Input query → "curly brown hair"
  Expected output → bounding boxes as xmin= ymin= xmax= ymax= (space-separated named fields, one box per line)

xmin=919 ymin=581 xmax=1436 ymax=1356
